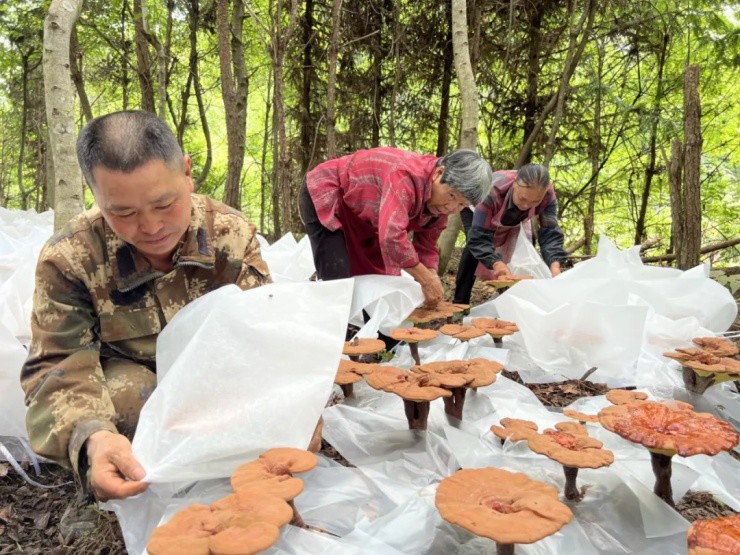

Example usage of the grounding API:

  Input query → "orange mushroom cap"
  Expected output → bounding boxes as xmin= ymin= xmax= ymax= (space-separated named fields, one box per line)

xmin=147 ymin=534 xmax=211 ymax=555
xmin=208 ymin=522 xmax=281 ymax=555
xmin=527 ymin=423 xmax=614 ymax=469
xmin=389 ymin=327 xmax=439 ymax=343
xmin=684 ymin=356 xmax=740 ymax=377
xmin=439 ymin=324 xmax=487 ymax=341
xmin=598 ymin=401 xmax=740 ymax=457
xmin=408 ymin=301 xmax=470 ymax=323
xmin=663 ymin=348 xmax=710 ymax=362
xmin=343 ymin=338 xmax=386 ymax=356
xmin=436 ymin=467 xmax=573 ymax=545
xmin=471 ymin=317 xmax=519 ymax=336
xmin=365 ymin=366 xmax=452 ymax=401
xmin=211 ymin=492 xmax=293 ymax=528
xmin=412 ymin=358 xmax=503 ymax=388
xmin=687 ymin=514 xmax=740 ymax=555
xmin=563 ymin=409 xmax=600 ymax=423
xmin=490 ymin=418 xmax=539 ymax=442
xmin=606 ymin=389 xmax=649 ymax=405
xmin=484 ymin=274 xmax=533 ymax=289
xmin=260 ymin=447 xmax=317 ymax=474
xmin=336 ymin=359 xmax=380 ymax=386
xmin=230 ymin=460 xmax=304 ymax=500
xmin=692 ymin=337 xmax=739 ymax=358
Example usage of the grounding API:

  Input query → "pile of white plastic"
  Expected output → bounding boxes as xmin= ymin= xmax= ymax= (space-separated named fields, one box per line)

xmin=0 ymin=210 xmax=738 ymax=555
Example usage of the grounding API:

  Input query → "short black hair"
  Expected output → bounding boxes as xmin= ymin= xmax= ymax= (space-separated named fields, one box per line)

xmin=76 ymin=110 xmax=184 ymax=186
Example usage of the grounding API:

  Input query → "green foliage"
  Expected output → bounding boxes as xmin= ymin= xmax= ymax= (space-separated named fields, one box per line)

xmin=0 ymin=0 xmax=737 ymax=264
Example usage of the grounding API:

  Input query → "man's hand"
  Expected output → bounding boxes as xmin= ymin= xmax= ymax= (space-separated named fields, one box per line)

xmin=492 ymin=261 xmax=510 ymax=278
xmin=550 ymin=261 xmax=562 ymax=277
xmin=86 ymin=430 xmax=148 ymax=501
xmin=308 ymin=417 xmax=324 ymax=453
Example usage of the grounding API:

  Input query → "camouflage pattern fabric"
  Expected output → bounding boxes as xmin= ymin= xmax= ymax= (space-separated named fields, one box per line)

xmin=20 ymin=194 xmax=270 ymax=486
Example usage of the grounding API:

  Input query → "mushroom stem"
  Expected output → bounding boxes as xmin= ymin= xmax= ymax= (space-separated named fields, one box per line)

xmin=563 ymin=466 xmax=582 ymax=501
xmin=442 ymin=387 xmax=467 ymax=420
xmin=650 ymin=451 xmax=674 ymax=506
xmin=409 ymin=343 xmax=421 ymax=365
xmin=496 ymin=542 xmax=515 ymax=555
xmin=340 ymin=384 xmax=354 ymax=397
xmin=493 ymin=337 xmax=503 ymax=348
xmin=288 ymin=500 xmax=306 ymax=528
xmin=681 ymin=366 xmax=715 ymax=394
xmin=349 ymin=355 xmax=360 ymax=363
xmin=403 ymin=400 xmax=430 ymax=430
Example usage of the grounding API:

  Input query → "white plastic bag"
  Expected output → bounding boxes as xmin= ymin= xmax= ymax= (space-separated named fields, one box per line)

xmin=133 ymin=280 xmax=353 ymax=484
xmin=259 ymin=233 xmax=316 ymax=283
xmin=349 ymin=274 xmax=424 ymax=338
xmin=0 ymin=322 xmax=28 ymax=438
xmin=508 ymin=225 xmax=552 ymax=279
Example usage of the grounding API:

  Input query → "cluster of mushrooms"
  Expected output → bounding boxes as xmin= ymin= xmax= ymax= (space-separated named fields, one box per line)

xmin=663 ymin=336 xmax=740 ymax=394
xmin=146 ymin=448 xmax=316 ymax=555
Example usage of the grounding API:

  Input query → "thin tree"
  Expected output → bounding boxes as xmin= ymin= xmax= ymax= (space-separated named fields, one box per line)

xmin=325 ymin=0 xmax=343 ymax=158
xmin=44 ymin=0 xmax=84 ymax=230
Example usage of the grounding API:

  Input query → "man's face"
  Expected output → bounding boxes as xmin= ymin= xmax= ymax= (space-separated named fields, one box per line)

xmin=511 ymin=180 xmax=547 ymax=211
xmin=92 ymin=157 xmax=194 ymax=264
xmin=426 ymin=166 xmax=471 ymax=217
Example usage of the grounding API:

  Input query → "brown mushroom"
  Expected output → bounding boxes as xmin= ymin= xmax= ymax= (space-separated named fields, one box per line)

xmin=562 ymin=409 xmax=600 ymax=424
xmin=335 ymin=359 xmax=379 ymax=397
xmin=211 ymin=492 xmax=293 ymax=528
xmin=208 ymin=522 xmax=281 ymax=555
xmin=146 ymin=505 xmax=226 ymax=555
xmin=687 ymin=514 xmax=740 ymax=555
xmin=692 ymin=337 xmax=739 ymax=358
xmin=439 ymin=324 xmax=487 ymax=342
xmin=471 ymin=318 xmax=520 ymax=347
xmin=527 ymin=422 xmax=614 ymax=501
xmin=598 ymin=400 xmax=740 ymax=506
xmin=147 ymin=534 xmax=211 ymax=555
xmin=365 ymin=365 xmax=452 ymax=429
xmin=663 ymin=347 xmax=710 ymax=362
xmin=408 ymin=301 xmax=470 ymax=326
xmin=389 ymin=327 xmax=439 ymax=365
xmin=663 ymin=346 xmax=740 ymax=394
xmin=230 ymin=460 xmax=304 ymax=501
xmin=436 ymin=467 xmax=573 ymax=554
xmin=342 ymin=337 xmax=386 ymax=361
xmin=412 ymin=359 xmax=503 ymax=420
xmin=605 ymin=389 xmax=649 ymax=405
xmin=483 ymin=274 xmax=534 ymax=291
xmin=490 ymin=418 xmax=539 ymax=444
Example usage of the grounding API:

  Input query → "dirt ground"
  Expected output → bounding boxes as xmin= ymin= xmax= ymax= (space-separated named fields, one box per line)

xmin=2 ymin=256 xmax=738 ymax=554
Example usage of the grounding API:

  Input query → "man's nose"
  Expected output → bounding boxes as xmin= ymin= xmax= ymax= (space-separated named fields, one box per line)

xmin=139 ymin=212 xmax=163 ymax=235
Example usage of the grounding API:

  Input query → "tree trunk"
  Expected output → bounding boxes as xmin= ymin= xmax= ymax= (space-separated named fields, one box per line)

xmin=217 ymin=0 xmax=248 ymax=209
xmin=299 ymin=0 xmax=314 ymax=174
xmin=668 ymin=138 xmax=684 ymax=260
xmin=70 ymin=27 xmax=93 ymax=123
xmin=585 ymin=40 xmax=604 ymax=256
xmin=521 ymin=5 xmax=544 ymax=163
xmin=44 ymin=0 xmax=85 ymax=231
xmin=543 ymin=0 xmax=595 ymax=166
xmin=325 ymin=0 xmax=342 ymax=158
xmin=121 ymin=0 xmax=129 ymax=110
xmin=388 ymin=0 xmax=401 ymax=147
xmin=634 ymin=32 xmax=669 ymax=244
xmin=18 ymin=53 xmax=30 ymax=210
xmin=436 ymin=0 xmax=453 ymax=157
xmin=437 ymin=0 xmax=480 ymax=275
xmin=132 ymin=0 xmax=156 ymax=112
xmin=678 ymin=64 xmax=702 ymax=269
xmin=187 ymin=0 xmax=212 ymax=189
xmin=260 ymin=68 xmax=273 ymax=233
xmin=371 ymin=0 xmax=385 ymax=147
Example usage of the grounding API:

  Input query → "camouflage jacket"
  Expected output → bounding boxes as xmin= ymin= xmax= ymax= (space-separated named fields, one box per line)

xmin=20 ymin=194 xmax=270 ymax=482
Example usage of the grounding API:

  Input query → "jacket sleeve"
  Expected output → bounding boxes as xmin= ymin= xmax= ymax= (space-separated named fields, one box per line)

xmin=21 ymin=246 xmax=118 ymax=488
xmin=235 ymin=222 xmax=273 ymax=289
xmin=377 ymin=175 xmax=420 ymax=271
xmin=537 ymin=200 xmax=569 ymax=267
xmin=466 ymin=205 xmax=502 ymax=270
xmin=411 ymin=217 xmax=446 ymax=270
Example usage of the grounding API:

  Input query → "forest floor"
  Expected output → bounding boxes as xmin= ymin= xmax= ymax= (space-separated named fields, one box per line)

xmin=2 ymin=256 xmax=739 ymax=554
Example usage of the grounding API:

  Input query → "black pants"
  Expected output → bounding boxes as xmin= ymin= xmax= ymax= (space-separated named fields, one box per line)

xmin=299 ymin=182 xmax=351 ymax=281
xmin=453 ymin=207 xmax=478 ymax=304
xmin=299 ymin=182 xmax=398 ymax=349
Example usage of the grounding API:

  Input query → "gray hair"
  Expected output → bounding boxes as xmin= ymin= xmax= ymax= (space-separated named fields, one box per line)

xmin=516 ymin=164 xmax=550 ymax=189
xmin=437 ymin=149 xmax=493 ymax=205
xmin=77 ymin=110 xmax=185 ymax=187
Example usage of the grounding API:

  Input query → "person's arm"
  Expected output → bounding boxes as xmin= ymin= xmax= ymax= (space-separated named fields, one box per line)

xmin=404 ymin=262 xmax=444 ymax=306
xmin=235 ymin=221 xmax=272 ymax=289
xmin=21 ymin=246 xmax=146 ymax=499
xmin=537 ymin=200 xmax=569 ymax=274
xmin=411 ymin=216 xmax=446 ymax=272
xmin=467 ymin=204 xmax=506 ymax=272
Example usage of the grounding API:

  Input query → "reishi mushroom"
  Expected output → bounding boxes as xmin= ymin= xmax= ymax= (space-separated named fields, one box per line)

xmin=412 ymin=358 xmax=503 ymax=420
xmin=389 ymin=327 xmax=438 ymax=365
xmin=598 ymin=400 xmax=739 ymax=506
xmin=483 ymin=274 xmax=533 ymax=291
xmin=691 ymin=337 xmax=739 ymax=358
xmin=407 ymin=301 xmax=470 ymax=326
xmin=471 ymin=317 xmax=519 ymax=347
xmin=335 ymin=359 xmax=378 ymax=397
xmin=687 ymin=514 xmax=740 ymax=555
xmin=663 ymin=337 xmax=739 ymax=394
xmin=439 ymin=323 xmax=486 ymax=342
xmin=365 ymin=365 xmax=453 ymax=429
xmin=436 ymin=467 xmax=573 ymax=555
xmin=342 ymin=337 xmax=386 ymax=362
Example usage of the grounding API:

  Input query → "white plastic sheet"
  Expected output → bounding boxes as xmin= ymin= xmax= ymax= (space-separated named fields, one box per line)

xmin=349 ymin=274 xmax=424 ymax=338
xmin=507 ymin=225 xmax=552 ymax=279
xmin=258 ymin=233 xmax=316 ymax=283
xmin=133 ymin=280 xmax=353 ymax=484
xmin=0 ymin=322 xmax=28 ymax=438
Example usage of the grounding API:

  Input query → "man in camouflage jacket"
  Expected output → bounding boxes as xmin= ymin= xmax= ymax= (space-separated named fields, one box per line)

xmin=20 ymin=111 xmax=271 ymax=501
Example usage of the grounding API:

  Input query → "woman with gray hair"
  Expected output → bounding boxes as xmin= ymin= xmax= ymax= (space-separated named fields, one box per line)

xmin=300 ymin=147 xmax=492 ymax=306
xmin=453 ymin=164 xmax=570 ymax=304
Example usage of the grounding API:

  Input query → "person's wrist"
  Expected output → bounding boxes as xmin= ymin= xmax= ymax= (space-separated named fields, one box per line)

xmin=86 ymin=430 xmax=115 ymax=456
